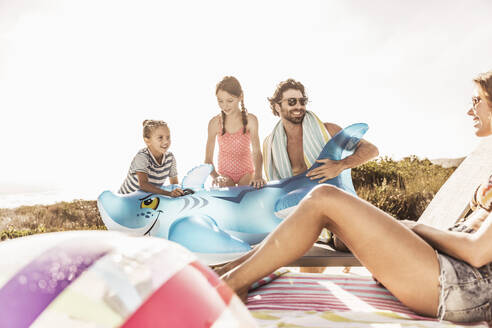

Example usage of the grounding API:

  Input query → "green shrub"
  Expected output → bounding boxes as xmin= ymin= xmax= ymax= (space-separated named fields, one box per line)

xmin=353 ymin=156 xmax=455 ymax=220
xmin=0 ymin=200 xmax=106 ymax=240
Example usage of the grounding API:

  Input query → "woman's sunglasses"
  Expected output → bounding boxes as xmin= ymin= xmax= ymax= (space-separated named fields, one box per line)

xmin=279 ymin=97 xmax=309 ymax=106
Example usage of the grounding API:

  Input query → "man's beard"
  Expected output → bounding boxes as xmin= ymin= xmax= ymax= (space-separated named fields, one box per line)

xmin=284 ymin=110 xmax=305 ymax=124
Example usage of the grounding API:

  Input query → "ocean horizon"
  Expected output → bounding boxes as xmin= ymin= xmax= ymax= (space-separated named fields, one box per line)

xmin=0 ymin=189 xmax=101 ymax=209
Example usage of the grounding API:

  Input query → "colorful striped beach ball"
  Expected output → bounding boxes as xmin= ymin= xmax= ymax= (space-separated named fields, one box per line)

xmin=0 ymin=230 xmax=256 ymax=327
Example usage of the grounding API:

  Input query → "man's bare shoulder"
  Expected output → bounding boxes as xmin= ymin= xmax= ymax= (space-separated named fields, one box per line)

xmin=323 ymin=122 xmax=342 ymax=137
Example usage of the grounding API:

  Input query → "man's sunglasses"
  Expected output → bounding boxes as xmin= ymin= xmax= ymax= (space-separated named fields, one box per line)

xmin=279 ymin=97 xmax=309 ymax=106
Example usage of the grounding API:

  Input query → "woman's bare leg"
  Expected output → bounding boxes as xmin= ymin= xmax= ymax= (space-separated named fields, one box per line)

xmin=213 ymin=244 xmax=259 ymax=276
xmin=223 ymin=185 xmax=440 ymax=317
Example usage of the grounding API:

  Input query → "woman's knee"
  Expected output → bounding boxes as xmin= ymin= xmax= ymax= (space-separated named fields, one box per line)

xmin=307 ymin=184 xmax=343 ymax=205
xmin=297 ymin=185 xmax=344 ymax=222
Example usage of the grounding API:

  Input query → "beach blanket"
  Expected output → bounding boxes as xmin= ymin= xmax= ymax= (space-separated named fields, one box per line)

xmin=247 ymin=272 xmax=489 ymax=327
xmin=263 ymin=111 xmax=330 ymax=180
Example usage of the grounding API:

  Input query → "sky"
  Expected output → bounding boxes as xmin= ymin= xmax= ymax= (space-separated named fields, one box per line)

xmin=1 ymin=0 xmax=492 ymax=205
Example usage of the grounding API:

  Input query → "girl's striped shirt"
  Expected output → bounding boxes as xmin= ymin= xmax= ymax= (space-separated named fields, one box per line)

xmin=119 ymin=148 xmax=177 ymax=194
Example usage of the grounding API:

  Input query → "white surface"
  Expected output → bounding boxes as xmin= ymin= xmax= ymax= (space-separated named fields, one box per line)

xmin=1 ymin=1 xmax=492 ymax=204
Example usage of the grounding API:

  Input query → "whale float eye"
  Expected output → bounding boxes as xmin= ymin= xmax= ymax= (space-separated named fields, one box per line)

xmin=141 ymin=197 xmax=159 ymax=210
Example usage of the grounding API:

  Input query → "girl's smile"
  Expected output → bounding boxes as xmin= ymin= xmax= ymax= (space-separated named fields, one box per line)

xmin=145 ymin=126 xmax=171 ymax=163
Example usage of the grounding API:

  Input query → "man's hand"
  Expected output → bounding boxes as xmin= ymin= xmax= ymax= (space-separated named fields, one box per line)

xmin=306 ymin=159 xmax=345 ymax=183
xmin=250 ymin=177 xmax=266 ymax=189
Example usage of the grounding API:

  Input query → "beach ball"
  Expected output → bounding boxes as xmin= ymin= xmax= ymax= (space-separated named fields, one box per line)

xmin=0 ymin=230 xmax=257 ymax=328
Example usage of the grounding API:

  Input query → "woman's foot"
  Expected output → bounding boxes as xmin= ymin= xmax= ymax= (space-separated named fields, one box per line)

xmin=222 ymin=272 xmax=250 ymax=303
xmin=234 ymin=286 xmax=249 ymax=303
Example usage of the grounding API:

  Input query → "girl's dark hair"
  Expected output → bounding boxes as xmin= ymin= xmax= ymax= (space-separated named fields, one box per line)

xmin=142 ymin=120 xmax=167 ymax=138
xmin=474 ymin=71 xmax=492 ymax=106
xmin=268 ymin=78 xmax=307 ymax=116
xmin=216 ymin=76 xmax=248 ymax=135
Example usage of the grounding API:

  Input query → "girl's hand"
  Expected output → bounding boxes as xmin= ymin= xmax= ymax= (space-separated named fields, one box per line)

xmin=250 ymin=177 xmax=266 ymax=189
xmin=170 ymin=188 xmax=185 ymax=197
xmin=213 ymin=175 xmax=233 ymax=187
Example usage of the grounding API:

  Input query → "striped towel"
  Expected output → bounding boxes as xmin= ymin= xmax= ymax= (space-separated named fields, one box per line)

xmin=263 ymin=111 xmax=330 ymax=181
xmin=247 ymin=273 xmax=489 ymax=327
xmin=249 ymin=268 xmax=290 ymax=291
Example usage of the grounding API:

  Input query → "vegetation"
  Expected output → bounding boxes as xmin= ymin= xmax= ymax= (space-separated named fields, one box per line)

xmin=352 ymin=156 xmax=455 ymax=220
xmin=0 ymin=157 xmax=456 ymax=240
xmin=0 ymin=200 xmax=105 ymax=240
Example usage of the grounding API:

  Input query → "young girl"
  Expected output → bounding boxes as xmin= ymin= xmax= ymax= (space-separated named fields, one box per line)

xmin=119 ymin=120 xmax=184 ymax=197
xmin=205 ymin=76 xmax=266 ymax=188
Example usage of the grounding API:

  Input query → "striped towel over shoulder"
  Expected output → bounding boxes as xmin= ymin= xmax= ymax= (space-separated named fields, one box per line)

xmin=263 ymin=111 xmax=330 ymax=180
xmin=119 ymin=148 xmax=177 ymax=194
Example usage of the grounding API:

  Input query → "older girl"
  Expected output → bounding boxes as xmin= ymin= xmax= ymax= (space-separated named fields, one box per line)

xmin=205 ymin=76 xmax=265 ymax=188
xmin=119 ymin=120 xmax=184 ymax=197
xmin=221 ymin=71 xmax=492 ymax=323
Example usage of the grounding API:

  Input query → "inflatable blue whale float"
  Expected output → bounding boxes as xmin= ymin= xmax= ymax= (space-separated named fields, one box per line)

xmin=98 ymin=123 xmax=368 ymax=264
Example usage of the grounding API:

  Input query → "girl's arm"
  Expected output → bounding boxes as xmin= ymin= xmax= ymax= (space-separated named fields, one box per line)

xmin=248 ymin=114 xmax=266 ymax=188
xmin=205 ymin=117 xmax=221 ymax=181
xmin=405 ymin=209 xmax=492 ymax=267
xmin=136 ymin=172 xmax=183 ymax=197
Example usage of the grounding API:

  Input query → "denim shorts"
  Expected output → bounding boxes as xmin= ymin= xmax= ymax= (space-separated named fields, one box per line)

xmin=437 ymin=252 xmax=492 ymax=323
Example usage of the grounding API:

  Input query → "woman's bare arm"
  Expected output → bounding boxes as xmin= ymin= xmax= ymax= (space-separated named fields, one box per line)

xmin=408 ymin=210 xmax=492 ymax=267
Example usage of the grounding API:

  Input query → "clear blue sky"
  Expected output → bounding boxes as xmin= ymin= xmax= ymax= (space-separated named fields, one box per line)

xmin=1 ymin=0 xmax=492 ymax=202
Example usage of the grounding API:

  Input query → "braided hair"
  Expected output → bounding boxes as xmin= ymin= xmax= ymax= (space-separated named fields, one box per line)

xmin=142 ymin=120 xmax=168 ymax=138
xmin=216 ymin=76 xmax=248 ymax=135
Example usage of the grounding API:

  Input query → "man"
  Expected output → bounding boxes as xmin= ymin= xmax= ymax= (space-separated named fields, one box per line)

xmin=263 ymin=78 xmax=379 ymax=273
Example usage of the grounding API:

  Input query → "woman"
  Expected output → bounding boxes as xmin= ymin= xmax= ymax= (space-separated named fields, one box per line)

xmin=220 ymin=71 xmax=492 ymax=323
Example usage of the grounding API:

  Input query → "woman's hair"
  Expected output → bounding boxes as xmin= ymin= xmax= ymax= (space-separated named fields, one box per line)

xmin=142 ymin=120 xmax=168 ymax=139
xmin=474 ymin=71 xmax=492 ymax=106
xmin=268 ymin=79 xmax=307 ymax=116
xmin=216 ymin=76 xmax=248 ymax=135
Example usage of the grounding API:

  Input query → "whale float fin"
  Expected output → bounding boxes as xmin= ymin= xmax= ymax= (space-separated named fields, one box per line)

xmin=318 ymin=122 xmax=368 ymax=161
xmin=181 ymin=164 xmax=213 ymax=190
xmin=306 ymin=123 xmax=368 ymax=174
xmin=168 ymin=214 xmax=251 ymax=253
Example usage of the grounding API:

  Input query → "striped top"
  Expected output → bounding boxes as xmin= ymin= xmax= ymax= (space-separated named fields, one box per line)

xmin=471 ymin=174 xmax=492 ymax=212
xmin=119 ymin=148 xmax=177 ymax=194
xmin=450 ymin=173 xmax=492 ymax=233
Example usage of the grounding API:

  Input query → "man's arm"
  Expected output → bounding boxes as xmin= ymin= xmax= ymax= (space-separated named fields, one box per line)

xmin=306 ymin=122 xmax=379 ymax=183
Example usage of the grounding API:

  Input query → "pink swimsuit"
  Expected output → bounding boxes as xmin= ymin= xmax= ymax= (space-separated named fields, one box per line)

xmin=217 ymin=129 xmax=254 ymax=183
